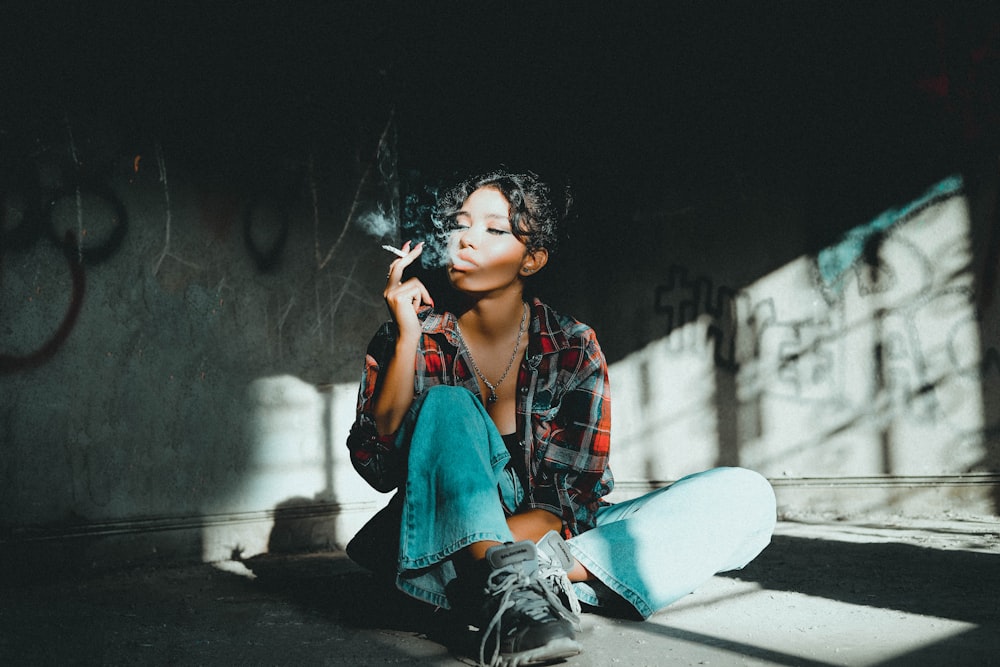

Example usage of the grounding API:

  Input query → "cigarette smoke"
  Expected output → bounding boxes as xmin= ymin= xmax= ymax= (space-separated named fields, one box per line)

xmin=350 ymin=115 xmax=451 ymax=270
xmin=352 ymin=112 xmax=404 ymax=250
xmin=407 ymin=186 xmax=451 ymax=269
xmin=353 ymin=171 xmax=451 ymax=270
xmin=355 ymin=206 xmax=398 ymax=240
xmin=353 ymin=194 xmax=451 ymax=271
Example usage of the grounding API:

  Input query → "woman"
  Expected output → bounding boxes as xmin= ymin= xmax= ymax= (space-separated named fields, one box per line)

xmin=346 ymin=170 xmax=776 ymax=667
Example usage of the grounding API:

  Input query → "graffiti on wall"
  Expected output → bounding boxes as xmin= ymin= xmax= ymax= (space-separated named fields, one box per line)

xmin=2 ymin=113 xmax=400 ymax=373
xmin=0 ymin=132 xmax=131 ymax=373
xmin=652 ymin=176 xmax=999 ymax=443
xmin=653 ymin=265 xmax=743 ymax=371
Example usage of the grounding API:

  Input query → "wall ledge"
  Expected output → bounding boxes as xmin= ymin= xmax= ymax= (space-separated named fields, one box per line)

xmin=2 ymin=474 xmax=996 ymax=576
xmin=608 ymin=473 xmax=1000 ymax=518
xmin=1 ymin=500 xmax=382 ymax=546
xmin=6 ymin=474 xmax=997 ymax=546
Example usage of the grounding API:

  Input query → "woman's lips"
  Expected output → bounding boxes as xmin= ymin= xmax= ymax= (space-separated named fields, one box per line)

xmin=450 ymin=253 xmax=477 ymax=271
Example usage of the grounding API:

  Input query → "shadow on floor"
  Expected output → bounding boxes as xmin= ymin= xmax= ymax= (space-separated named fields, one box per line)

xmin=725 ymin=533 xmax=1000 ymax=625
xmin=239 ymin=552 xmax=478 ymax=656
xmin=2 ymin=529 xmax=997 ymax=666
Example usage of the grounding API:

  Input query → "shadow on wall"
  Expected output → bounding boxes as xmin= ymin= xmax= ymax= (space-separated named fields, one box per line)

xmin=739 ymin=175 xmax=997 ymax=507
xmin=968 ymin=166 xmax=1000 ymax=514
xmin=742 ymin=177 xmax=982 ymax=466
xmin=600 ymin=172 xmax=999 ymax=517
xmin=201 ymin=376 xmax=385 ymax=564
xmin=0 ymin=123 xmax=396 ymax=575
xmin=203 ymin=172 xmax=1000 ymax=567
xmin=606 ymin=318 xmax=722 ymax=500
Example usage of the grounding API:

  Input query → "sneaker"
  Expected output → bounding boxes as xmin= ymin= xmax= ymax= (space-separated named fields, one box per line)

xmin=478 ymin=541 xmax=582 ymax=667
xmin=534 ymin=531 xmax=582 ymax=627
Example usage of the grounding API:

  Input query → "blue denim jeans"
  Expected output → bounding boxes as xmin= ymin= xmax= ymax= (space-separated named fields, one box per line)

xmin=393 ymin=386 xmax=516 ymax=607
xmin=365 ymin=385 xmax=776 ymax=617
xmin=567 ymin=466 xmax=776 ymax=618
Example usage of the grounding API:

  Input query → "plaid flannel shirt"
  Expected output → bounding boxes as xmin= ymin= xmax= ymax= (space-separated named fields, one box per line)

xmin=347 ymin=298 xmax=614 ymax=538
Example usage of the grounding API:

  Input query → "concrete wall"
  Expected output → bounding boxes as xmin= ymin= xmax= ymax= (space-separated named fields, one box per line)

xmin=2 ymin=129 xmax=997 ymax=572
xmin=0 ymin=141 xmax=398 ymax=567
xmin=593 ymin=174 xmax=1000 ymax=521
xmin=2 ymin=5 xmax=997 ymax=571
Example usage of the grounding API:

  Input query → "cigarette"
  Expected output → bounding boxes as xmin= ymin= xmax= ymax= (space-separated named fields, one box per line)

xmin=381 ymin=244 xmax=408 ymax=258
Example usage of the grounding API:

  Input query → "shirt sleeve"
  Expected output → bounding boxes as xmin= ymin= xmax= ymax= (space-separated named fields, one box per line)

xmin=346 ymin=322 xmax=407 ymax=493
xmin=529 ymin=332 xmax=613 ymax=538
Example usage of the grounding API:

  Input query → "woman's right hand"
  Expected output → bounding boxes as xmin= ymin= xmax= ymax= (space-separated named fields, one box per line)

xmin=375 ymin=240 xmax=430 ymax=435
xmin=383 ymin=241 xmax=434 ymax=339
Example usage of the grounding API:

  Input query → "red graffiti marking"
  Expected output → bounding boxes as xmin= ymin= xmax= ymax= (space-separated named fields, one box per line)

xmin=0 ymin=232 xmax=86 ymax=374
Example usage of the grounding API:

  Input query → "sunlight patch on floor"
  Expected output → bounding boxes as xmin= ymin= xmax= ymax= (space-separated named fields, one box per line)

xmin=651 ymin=576 xmax=977 ymax=667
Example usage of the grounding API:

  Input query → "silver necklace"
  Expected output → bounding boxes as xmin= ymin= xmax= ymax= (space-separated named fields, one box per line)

xmin=456 ymin=302 xmax=528 ymax=404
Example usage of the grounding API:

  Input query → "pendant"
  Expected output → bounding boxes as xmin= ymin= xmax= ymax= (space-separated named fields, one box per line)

xmin=487 ymin=391 xmax=498 ymax=404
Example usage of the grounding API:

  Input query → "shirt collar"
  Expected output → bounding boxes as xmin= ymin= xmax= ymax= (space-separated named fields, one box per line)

xmin=418 ymin=298 xmax=572 ymax=356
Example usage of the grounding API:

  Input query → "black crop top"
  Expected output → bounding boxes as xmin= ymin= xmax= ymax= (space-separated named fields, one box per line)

xmin=502 ymin=432 xmax=528 ymax=497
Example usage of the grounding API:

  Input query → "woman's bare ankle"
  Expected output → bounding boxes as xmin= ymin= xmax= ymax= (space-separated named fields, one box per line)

xmin=466 ymin=539 xmax=503 ymax=561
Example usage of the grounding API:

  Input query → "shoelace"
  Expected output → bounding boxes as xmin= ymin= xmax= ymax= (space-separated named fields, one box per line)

xmin=479 ymin=567 xmax=570 ymax=667
xmin=535 ymin=561 xmax=582 ymax=627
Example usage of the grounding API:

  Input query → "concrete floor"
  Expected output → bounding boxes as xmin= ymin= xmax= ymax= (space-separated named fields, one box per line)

xmin=2 ymin=517 xmax=998 ymax=666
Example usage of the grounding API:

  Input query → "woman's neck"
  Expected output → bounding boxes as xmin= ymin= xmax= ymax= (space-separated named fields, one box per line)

xmin=455 ymin=288 xmax=527 ymax=341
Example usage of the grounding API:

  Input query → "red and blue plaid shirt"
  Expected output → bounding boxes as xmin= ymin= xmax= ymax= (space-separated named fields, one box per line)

xmin=347 ymin=298 xmax=614 ymax=538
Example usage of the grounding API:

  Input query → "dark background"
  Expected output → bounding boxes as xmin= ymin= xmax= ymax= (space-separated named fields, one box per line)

xmin=4 ymin=1 xmax=996 ymax=235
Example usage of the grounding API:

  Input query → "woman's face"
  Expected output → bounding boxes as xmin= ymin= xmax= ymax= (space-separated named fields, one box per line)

xmin=446 ymin=186 xmax=532 ymax=293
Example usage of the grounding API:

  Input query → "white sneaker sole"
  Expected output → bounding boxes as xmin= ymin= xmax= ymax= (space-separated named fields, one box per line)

xmin=495 ymin=636 xmax=583 ymax=666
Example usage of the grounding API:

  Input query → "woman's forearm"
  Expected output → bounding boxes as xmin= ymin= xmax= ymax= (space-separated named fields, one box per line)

xmin=372 ymin=334 xmax=419 ymax=436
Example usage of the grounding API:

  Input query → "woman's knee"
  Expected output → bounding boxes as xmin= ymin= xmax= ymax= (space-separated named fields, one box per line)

xmin=714 ymin=467 xmax=776 ymax=528
xmin=417 ymin=385 xmax=478 ymax=411
xmin=665 ymin=467 xmax=776 ymax=525
xmin=406 ymin=385 xmax=495 ymax=462
xmin=408 ymin=386 xmax=482 ymax=436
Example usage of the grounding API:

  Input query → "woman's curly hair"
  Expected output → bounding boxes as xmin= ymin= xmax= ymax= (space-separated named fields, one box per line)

xmin=431 ymin=170 xmax=568 ymax=255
